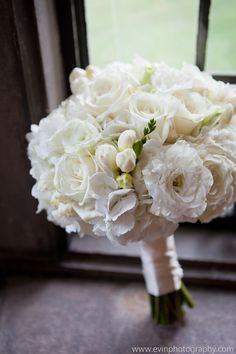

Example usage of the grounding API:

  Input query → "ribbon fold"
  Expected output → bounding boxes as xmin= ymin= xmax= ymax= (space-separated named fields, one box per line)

xmin=139 ymin=235 xmax=183 ymax=296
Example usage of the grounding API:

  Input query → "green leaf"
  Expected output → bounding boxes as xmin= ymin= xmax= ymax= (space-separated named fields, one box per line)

xmin=144 ymin=127 xmax=149 ymax=135
xmin=133 ymin=141 xmax=143 ymax=158
xmin=148 ymin=118 xmax=156 ymax=133
xmin=141 ymin=137 xmax=147 ymax=144
xmin=132 ymin=119 xmax=157 ymax=159
xmin=140 ymin=65 xmax=155 ymax=85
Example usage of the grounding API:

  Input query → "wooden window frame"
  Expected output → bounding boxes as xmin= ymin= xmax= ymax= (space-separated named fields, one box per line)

xmin=1 ymin=0 xmax=235 ymax=291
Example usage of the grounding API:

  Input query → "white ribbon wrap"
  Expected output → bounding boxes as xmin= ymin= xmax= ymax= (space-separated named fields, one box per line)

xmin=139 ymin=235 xmax=183 ymax=296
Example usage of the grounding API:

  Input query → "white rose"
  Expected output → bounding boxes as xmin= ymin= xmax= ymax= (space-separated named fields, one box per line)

xmin=48 ymin=119 xmax=100 ymax=157
xmin=86 ymin=69 xmax=137 ymax=123
xmin=172 ymin=92 xmax=222 ymax=137
xmin=230 ymin=114 xmax=236 ymax=126
xmin=54 ymin=153 xmax=96 ymax=203
xmin=198 ymin=153 xmax=236 ymax=222
xmin=62 ymin=95 xmax=88 ymax=120
xmin=116 ymin=148 xmax=136 ymax=173
xmin=31 ymin=169 xmax=55 ymax=213
xmin=206 ymin=125 xmax=236 ymax=163
xmin=95 ymin=144 xmax=118 ymax=175
xmin=180 ymin=64 xmax=212 ymax=94
xmin=129 ymin=92 xmax=179 ymax=142
xmin=141 ymin=140 xmax=213 ymax=223
xmin=152 ymin=63 xmax=193 ymax=94
xmin=208 ymin=81 xmax=236 ymax=108
xmin=49 ymin=201 xmax=94 ymax=236
xmin=131 ymin=57 xmax=153 ymax=83
xmin=102 ymin=111 xmax=138 ymax=139
xmin=27 ymin=106 xmax=66 ymax=161
xmin=181 ymin=64 xmax=236 ymax=109
xmin=33 ymin=178 xmax=94 ymax=236
xmin=118 ymin=129 xmax=137 ymax=151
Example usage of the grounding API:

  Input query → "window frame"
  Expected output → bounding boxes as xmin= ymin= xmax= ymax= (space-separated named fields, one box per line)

xmin=1 ymin=0 xmax=235 ymax=290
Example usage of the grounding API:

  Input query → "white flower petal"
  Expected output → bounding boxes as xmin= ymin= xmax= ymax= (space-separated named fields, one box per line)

xmin=90 ymin=172 xmax=118 ymax=198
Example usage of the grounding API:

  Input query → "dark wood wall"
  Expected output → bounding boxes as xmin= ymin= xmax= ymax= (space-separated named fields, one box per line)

xmin=0 ymin=0 xmax=66 ymax=256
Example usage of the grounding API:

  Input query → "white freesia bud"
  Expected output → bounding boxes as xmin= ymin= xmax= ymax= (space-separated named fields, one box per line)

xmin=69 ymin=68 xmax=85 ymax=83
xmin=69 ymin=68 xmax=89 ymax=95
xmin=118 ymin=130 xmax=137 ymax=151
xmin=85 ymin=65 xmax=95 ymax=79
xmin=95 ymin=144 xmax=118 ymax=174
xmin=116 ymin=148 xmax=136 ymax=173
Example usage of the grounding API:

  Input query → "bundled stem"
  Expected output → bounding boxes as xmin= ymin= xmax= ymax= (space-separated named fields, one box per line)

xmin=149 ymin=281 xmax=194 ymax=325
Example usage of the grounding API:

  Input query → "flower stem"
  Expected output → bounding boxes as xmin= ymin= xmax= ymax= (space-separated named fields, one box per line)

xmin=148 ymin=281 xmax=194 ymax=325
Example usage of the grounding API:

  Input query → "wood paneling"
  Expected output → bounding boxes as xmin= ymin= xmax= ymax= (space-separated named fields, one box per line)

xmin=0 ymin=0 xmax=66 ymax=255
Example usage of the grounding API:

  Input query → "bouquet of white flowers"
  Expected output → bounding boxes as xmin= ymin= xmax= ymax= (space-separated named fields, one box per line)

xmin=27 ymin=58 xmax=236 ymax=324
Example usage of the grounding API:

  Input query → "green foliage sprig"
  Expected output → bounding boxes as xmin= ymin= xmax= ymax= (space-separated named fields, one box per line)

xmin=133 ymin=118 xmax=157 ymax=159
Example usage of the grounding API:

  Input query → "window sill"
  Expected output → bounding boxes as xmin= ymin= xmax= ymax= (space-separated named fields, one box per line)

xmin=0 ymin=227 xmax=235 ymax=289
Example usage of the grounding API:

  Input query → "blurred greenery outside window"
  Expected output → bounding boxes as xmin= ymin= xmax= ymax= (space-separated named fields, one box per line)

xmin=85 ymin=0 xmax=236 ymax=74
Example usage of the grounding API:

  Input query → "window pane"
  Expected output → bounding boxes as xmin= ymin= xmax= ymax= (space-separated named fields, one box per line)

xmin=85 ymin=0 xmax=199 ymax=67
xmin=206 ymin=0 xmax=236 ymax=73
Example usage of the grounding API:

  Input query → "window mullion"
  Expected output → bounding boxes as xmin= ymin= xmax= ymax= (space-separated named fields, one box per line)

xmin=195 ymin=0 xmax=211 ymax=71
xmin=72 ymin=0 xmax=89 ymax=69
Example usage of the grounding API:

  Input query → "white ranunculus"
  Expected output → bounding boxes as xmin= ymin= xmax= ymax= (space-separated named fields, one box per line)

xmin=116 ymin=148 xmax=136 ymax=173
xmin=198 ymin=153 xmax=236 ymax=222
xmin=141 ymin=140 xmax=213 ymax=223
xmin=95 ymin=144 xmax=118 ymax=175
xmin=118 ymin=129 xmax=137 ymax=151
xmin=54 ymin=153 xmax=96 ymax=203
xmin=86 ymin=68 xmax=137 ymax=123
xmin=48 ymin=119 xmax=100 ymax=157
xmin=129 ymin=92 xmax=179 ymax=142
